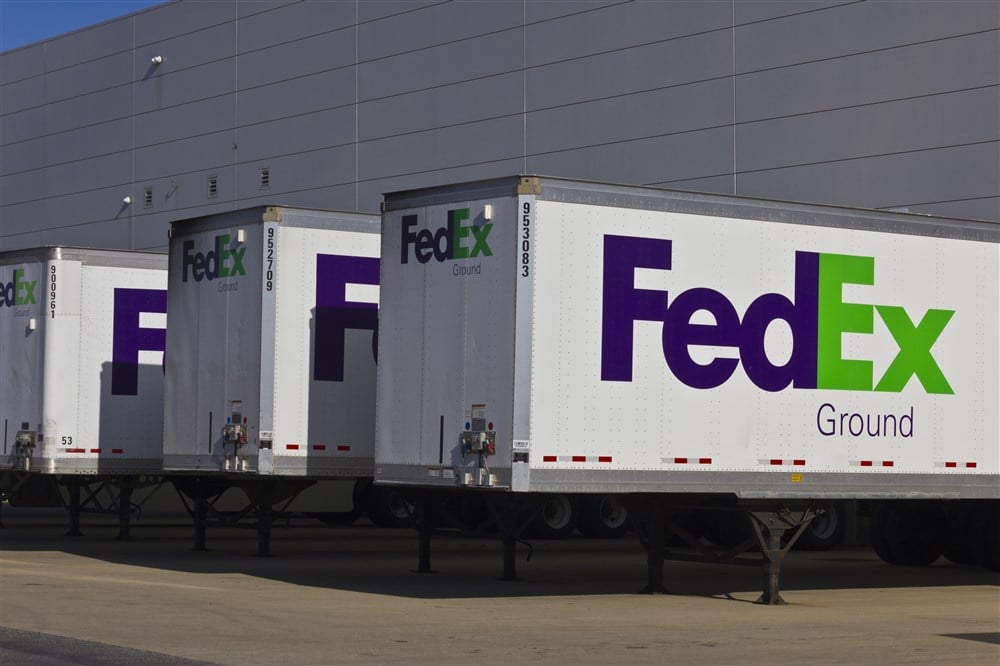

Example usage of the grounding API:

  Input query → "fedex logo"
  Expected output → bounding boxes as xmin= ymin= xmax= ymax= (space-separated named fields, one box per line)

xmin=112 ymin=288 xmax=167 ymax=395
xmin=314 ymin=254 xmax=379 ymax=381
xmin=601 ymin=235 xmax=954 ymax=394
xmin=401 ymin=208 xmax=492 ymax=264
xmin=0 ymin=268 xmax=37 ymax=307
xmin=182 ymin=234 xmax=246 ymax=282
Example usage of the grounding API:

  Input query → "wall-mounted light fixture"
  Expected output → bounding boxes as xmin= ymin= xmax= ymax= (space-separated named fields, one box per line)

xmin=122 ymin=195 xmax=132 ymax=205
xmin=151 ymin=55 xmax=163 ymax=65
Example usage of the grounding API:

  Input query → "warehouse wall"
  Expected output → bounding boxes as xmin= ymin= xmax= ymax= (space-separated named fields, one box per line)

xmin=1 ymin=0 xmax=997 ymax=252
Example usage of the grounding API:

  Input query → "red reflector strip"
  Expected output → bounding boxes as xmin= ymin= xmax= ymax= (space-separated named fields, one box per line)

xmin=112 ymin=448 xmax=124 ymax=454
xmin=337 ymin=445 xmax=351 ymax=452
xmin=882 ymin=461 xmax=894 ymax=467
xmin=312 ymin=445 xmax=326 ymax=451
xmin=860 ymin=460 xmax=873 ymax=467
xmin=699 ymin=457 xmax=712 ymax=465
xmin=66 ymin=448 xmax=85 ymax=453
xmin=286 ymin=444 xmax=299 ymax=450
xmin=542 ymin=455 xmax=557 ymax=462
xmin=571 ymin=455 xmax=586 ymax=462
xmin=674 ymin=457 xmax=688 ymax=464
xmin=793 ymin=459 xmax=806 ymax=466
xmin=945 ymin=461 xmax=957 ymax=468
xmin=966 ymin=462 xmax=977 ymax=468
xmin=90 ymin=449 xmax=101 ymax=454
xmin=598 ymin=456 xmax=612 ymax=463
xmin=770 ymin=459 xmax=783 ymax=465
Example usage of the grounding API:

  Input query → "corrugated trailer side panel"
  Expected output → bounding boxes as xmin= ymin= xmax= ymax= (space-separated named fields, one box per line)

xmin=375 ymin=176 xmax=998 ymax=499
xmin=526 ymin=198 xmax=998 ymax=496
xmin=1 ymin=249 xmax=166 ymax=474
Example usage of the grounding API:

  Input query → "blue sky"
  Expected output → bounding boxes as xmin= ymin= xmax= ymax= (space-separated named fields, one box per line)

xmin=1 ymin=0 xmax=164 ymax=51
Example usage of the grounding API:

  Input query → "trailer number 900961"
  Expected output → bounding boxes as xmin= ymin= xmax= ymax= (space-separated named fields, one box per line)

xmin=49 ymin=265 xmax=57 ymax=318
xmin=520 ymin=202 xmax=531 ymax=277
xmin=265 ymin=227 xmax=275 ymax=291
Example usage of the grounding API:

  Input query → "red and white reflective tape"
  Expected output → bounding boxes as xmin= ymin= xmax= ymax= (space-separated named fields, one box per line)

xmin=540 ymin=455 xmax=612 ymax=463
xmin=663 ymin=457 xmax=713 ymax=465
xmin=936 ymin=461 xmax=978 ymax=469
xmin=337 ymin=445 xmax=351 ymax=452
xmin=758 ymin=458 xmax=806 ymax=466
xmin=64 ymin=448 xmax=125 ymax=454
xmin=285 ymin=443 xmax=300 ymax=450
xmin=851 ymin=460 xmax=894 ymax=467
xmin=312 ymin=444 xmax=326 ymax=451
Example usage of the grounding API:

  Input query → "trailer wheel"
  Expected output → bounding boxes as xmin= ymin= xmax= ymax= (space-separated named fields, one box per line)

xmin=577 ymin=495 xmax=630 ymax=538
xmin=364 ymin=485 xmax=414 ymax=528
xmin=795 ymin=503 xmax=846 ymax=551
xmin=870 ymin=504 xmax=945 ymax=566
xmin=967 ymin=504 xmax=1000 ymax=571
xmin=527 ymin=494 xmax=576 ymax=539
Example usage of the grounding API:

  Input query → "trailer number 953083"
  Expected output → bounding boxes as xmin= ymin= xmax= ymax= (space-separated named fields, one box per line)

xmin=520 ymin=202 xmax=531 ymax=277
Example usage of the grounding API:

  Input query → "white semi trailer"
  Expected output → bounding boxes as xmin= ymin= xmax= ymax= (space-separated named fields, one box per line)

xmin=0 ymin=247 xmax=167 ymax=536
xmin=375 ymin=176 xmax=999 ymax=602
xmin=162 ymin=206 xmax=404 ymax=553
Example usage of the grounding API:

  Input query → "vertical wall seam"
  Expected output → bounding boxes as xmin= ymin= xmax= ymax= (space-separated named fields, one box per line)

xmin=234 ymin=3 xmax=239 ymax=211
xmin=130 ymin=17 xmax=136 ymax=248
xmin=522 ymin=0 xmax=527 ymax=173
xmin=355 ymin=0 xmax=360 ymax=212
xmin=732 ymin=0 xmax=737 ymax=196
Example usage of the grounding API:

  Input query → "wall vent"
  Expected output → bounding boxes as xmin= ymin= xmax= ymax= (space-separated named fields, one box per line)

xmin=259 ymin=168 xmax=270 ymax=190
xmin=143 ymin=187 xmax=153 ymax=208
xmin=208 ymin=175 xmax=218 ymax=198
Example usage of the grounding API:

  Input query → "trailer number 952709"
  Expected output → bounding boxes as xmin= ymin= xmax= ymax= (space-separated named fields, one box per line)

xmin=520 ymin=202 xmax=531 ymax=277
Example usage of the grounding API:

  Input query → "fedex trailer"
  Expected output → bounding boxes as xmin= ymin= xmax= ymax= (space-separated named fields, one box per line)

xmin=375 ymin=176 xmax=999 ymax=601
xmin=0 ymin=247 xmax=167 ymax=536
xmin=163 ymin=206 xmax=404 ymax=552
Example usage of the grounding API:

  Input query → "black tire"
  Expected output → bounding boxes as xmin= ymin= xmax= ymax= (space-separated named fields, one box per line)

xmin=966 ymin=504 xmax=1000 ymax=571
xmin=870 ymin=503 xmax=945 ymax=566
xmin=577 ymin=495 xmax=630 ymax=538
xmin=796 ymin=503 xmax=847 ymax=551
xmin=526 ymin=494 xmax=577 ymax=539
xmin=364 ymin=485 xmax=413 ymax=528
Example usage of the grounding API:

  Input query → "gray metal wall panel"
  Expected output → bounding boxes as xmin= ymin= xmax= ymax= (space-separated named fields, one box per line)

xmin=528 ymin=126 xmax=734 ymax=186
xmin=45 ymin=52 xmax=132 ymax=105
xmin=734 ymin=1 xmax=846 ymax=25
xmin=525 ymin=0 xmax=730 ymax=66
xmin=525 ymin=29 xmax=733 ymax=111
xmin=0 ymin=43 xmax=45 ymax=84
xmin=1 ymin=74 xmax=45 ymax=114
xmin=135 ymin=96 xmax=234 ymax=146
xmin=238 ymin=5 xmax=353 ymax=54
xmin=358 ymin=29 xmax=520 ymax=101
xmin=738 ymin=143 xmax=1000 ymax=213
xmin=357 ymin=1 xmax=442 ymax=24
xmin=134 ymin=0 xmax=235 ymax=47
xmin=358 ymin=115 xmax=522 ymax=181
xmin=134 ymin=59 xmax=235 ymax=114
xmin=239 ymin=106 xmax=356 ymax=163
xmin=134 ymin=131 xmax=236 ymax=182
xmin=911 ymin=198 xmax=1000 ymax=221
xmin=238 ymin=29 xmax=355 ymax=89
xmin=736 ymin=87 xmax=1000 ymax=172
xmin=0 ymin=200 xmax=45 ymax=238
xmin=45 ymin=118 xmax=133 ymax=165
xmin=237 ymin=67 xmax=355 ymax=125
xmin=136 ymin=22 xmax=235 ymax=74
xmin=660 ymin=174 xmax=734 ymax=195
xmin=45 ymin=152 xmax=132 ymax=200
xmin=237 ymin=144 xmax=355 ymax=197
xmin=527 ymin=78 xmax=732 ymax=155
xmin=736 ymin=0 xmax=999 ymax=73
xmin=0 ymin=138 xmax=45 ymax=176
xmin=45 ymin=216 xmax=131 ymax=249
xmin=358 ymin=1 xmax=519 ymax=61
xmin=736 ymin=30 xmax=999 ymax=122
xmin=235 ymin=183 xmax=357 ymax=213
xmin=524 ymin=1 xmax=624 ymax=24
xmin=0 ymin=169 xmax=45 ymax=206
xmin=43 ymin=17 xmax=132 ymax=69
xmin=237 ymin=0 xmax=297 ymax=21
xmin=358 ymin=71 xmax=523 ymax=141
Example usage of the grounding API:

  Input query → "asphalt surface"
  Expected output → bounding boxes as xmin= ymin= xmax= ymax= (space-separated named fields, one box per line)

xmin=1 ymin=509 xmax=998 ymax=665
